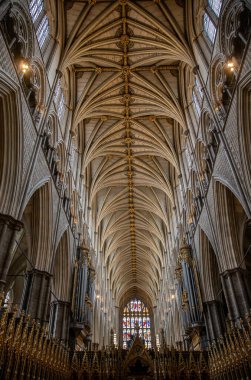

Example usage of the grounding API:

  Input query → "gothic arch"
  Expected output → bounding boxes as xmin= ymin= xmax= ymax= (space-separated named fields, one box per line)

xmin=238 ymin=73 xmax=251 ymax=189
xmin=22 ymin=180 xmax=53 ymax=271
xmin=1 ymin=1 xmax=34 ymax=64
xmin=0 ymin=74 xmax=23 ymax=218
xmin=198 ymin=228 xmax=221 ymax=302
xmin=219 ymin=0 xmax=251 ymax=64
xmin=3 ymin=180 xmax=54 ymax=309
xmin=213 ymin=180 xmax=249 ymax=271
xmin=4 ymin=231 xmax=28 ymax=308
xmin=52 ymin=229 xmax=71 ymax=301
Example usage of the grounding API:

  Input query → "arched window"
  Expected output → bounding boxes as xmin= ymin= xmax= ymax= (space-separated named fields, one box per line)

xmin=54 ymin=79 xmax=65 ymax=120
xmin=29 ymin=0 xmax=43 ymax=22
xmin=29 ymin=0 xmax=49 ymax=49
xmin=208 ymin=0 xmax=222 ymax=17
xmin=122 ymin=299 xmax=151 ymax=349
xmin=37 ymin=15 xmax=49 ymax=48
xmin=192 ymin=77 xmax=203 ymax=116
xmin=203 ymin=0 xmax=222 ymax=43
xmin=203 ymin=13 xmax=216 ymax=43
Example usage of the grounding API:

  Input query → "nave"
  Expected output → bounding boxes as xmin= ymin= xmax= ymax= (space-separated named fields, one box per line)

xmin=0 ymin=0 xmax=251 ymax=378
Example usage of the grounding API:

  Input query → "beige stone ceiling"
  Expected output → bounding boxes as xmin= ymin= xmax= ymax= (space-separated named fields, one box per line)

xmin=62 ymin=0 xmax=194 ymax=306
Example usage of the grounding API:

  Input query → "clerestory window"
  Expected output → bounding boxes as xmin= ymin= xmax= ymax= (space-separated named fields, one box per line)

xmin=192 ymin=77 xmax=203 ymax=116
xmin=29 ymin=0 xmax=43 ymax=22
xmin=203 ymin=0 xmax=222 ymax=43
xmin=203 ymin=13 xmax=216 ymax=42
xmin=208 ymin=0 xmax=222 ymax=17
xmin=29 ymin=0 xmax=50 ymax=49
xmin=54 ymin=79 xmax=65 ymax=120
xmin=36 ymin=15 xmax=49 ymax=48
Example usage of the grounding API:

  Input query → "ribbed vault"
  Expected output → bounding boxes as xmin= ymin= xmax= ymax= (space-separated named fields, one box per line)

xmin=62 ymin=0 xmax=193 ymax=306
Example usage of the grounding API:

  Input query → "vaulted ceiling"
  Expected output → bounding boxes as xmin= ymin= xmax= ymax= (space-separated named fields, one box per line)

xmin=62 ymin=0 xmax=194 ymax=306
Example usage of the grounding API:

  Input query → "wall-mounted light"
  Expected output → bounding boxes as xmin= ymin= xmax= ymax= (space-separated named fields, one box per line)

xmin=21 ymin=61 xmax=29 ymax=74
xmin=226 ymin=60 xmax=235 ymax=72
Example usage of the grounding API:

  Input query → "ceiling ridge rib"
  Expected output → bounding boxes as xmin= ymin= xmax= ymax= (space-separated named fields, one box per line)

xmin=119 ymin=1 xmax=137 ymax=280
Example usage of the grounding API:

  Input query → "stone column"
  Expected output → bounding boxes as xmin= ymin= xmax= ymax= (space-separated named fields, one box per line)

xmin=88 ymin=267 xmax=95 ymax=304
xmin=179 ymin=241 xmax=200 ymax=324
xmin=50 ymin=301 xmax=71 ymax=342
xmin=175 ymin=264 xmax=191 ymax=331
xmin=0 ymin=213 xmax=23 ymax=291
xmin=21 ymin=269 xmax=52 ymax=322
xmin=221 ymin=268 xmax=250 ymax=320
xmin=84 ymin=267 xmax=95 ymax=328
xmin=73 ymin=246 xmax=89 ymax=323
xmin=204 ymin=300 xmax=225 ymax=341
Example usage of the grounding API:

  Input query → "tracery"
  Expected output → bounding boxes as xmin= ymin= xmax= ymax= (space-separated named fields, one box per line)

xmin=122 ymin=299 xmax=151 ymax=349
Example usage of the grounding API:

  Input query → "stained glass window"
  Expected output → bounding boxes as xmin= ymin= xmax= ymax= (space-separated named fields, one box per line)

xmin=208 ymin=0 xmax=222 ymax=17
xmin=203 ymin=13 xmax=216 ymax=42
xmin=122 ymin=299 xmax=151 ymax=349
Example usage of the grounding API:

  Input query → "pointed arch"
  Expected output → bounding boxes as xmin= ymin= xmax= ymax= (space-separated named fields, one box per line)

xmin=0 ymin=73 xmax=23 ymax=218
xmin=22 ymin=180 xmax=53 ymax=271
xmin=238 ymin=72 xmax=251 ymax=190
xmin=52 ymin=228 xmax=71 ymax=301
xmin=198 ymin=227 xmax=221 ymax=302
xmin=214 ymin=180 xmax=249 ymax=271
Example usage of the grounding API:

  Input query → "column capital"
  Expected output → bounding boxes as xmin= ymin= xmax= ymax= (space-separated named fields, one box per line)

xmin=181 ymin=290 xmax=189 ymax=310
xmin=26 ymin=268 xmax=52 ymax=278
xmin=178 ymin=239 xmax=191 ymax=265
xmin=0 ymin=213 xmax=23 ymax=231
xmin=51 ymin=300 xmax=71 ymax=306
xmin=175 ymin=265 xmax=183 ymax=280
xmin=89 ymin=267 xmax=96 ymax=279
xmin=220 ymin=267 xmax=244 ymax=277
xmin=79 ymin=245 xmax=90 ymax=257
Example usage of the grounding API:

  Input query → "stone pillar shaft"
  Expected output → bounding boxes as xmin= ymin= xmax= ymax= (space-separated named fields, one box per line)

xmin=179 ymin=242 xmax=200 ymax=324
xmin=204 ymin=300 xmax=225 ymax=341
xmin=73 ymin=246 xmax=89 ymax=322
xmin=0 ymin=214 xmax=23 ymax=290
xmin=50 ymin=301 xmax=71 ymax=342
xmin=221 ymin=268 xmax=250 ymax=320
xmin=21 ymin=269 xmax=52 ymax=322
